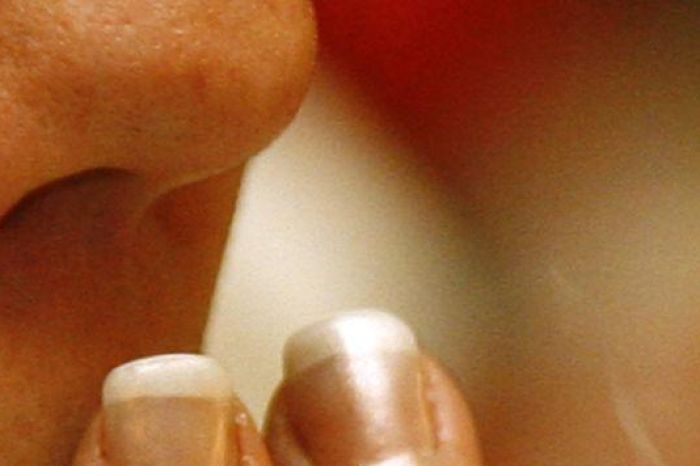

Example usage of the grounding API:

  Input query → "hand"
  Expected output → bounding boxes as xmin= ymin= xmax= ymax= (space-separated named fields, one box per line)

xmin=311 ymin=2 xmax=700 ymax=464
xmin=1 ymin=0 xmax=698 ymax=464
xmin=72 ymin=311 xmax=481 ymax=465
xmin=0 ymin=0 xmax=314 ymax=463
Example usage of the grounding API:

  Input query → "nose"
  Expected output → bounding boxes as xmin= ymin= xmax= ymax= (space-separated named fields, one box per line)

xmin=0 ymin=0 xmax=316 ymax=217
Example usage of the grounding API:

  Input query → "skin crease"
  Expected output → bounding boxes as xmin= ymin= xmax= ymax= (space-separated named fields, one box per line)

xmin=0 ymin=0 xmax=315 ymax=464
xmin=1 ymin=0 xmax=697 ymax=464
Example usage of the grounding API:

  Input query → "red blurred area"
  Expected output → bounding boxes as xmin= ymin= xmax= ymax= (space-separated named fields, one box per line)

xmin=313 ymin=0 xmax=632 ymax=181
xmin=316 ymin=0 xmax=630 ymax=113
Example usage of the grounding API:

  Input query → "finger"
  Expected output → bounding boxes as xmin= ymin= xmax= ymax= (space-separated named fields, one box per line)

xmin=421 ymin=356 xmax=482 ymax=465
xmin=265 ymin=310 xmax=482 ymax=465
xmin=73 ymin=354 xmax=272 ymax=466
xmin=0 ymin=0 xmax=315 ymax=462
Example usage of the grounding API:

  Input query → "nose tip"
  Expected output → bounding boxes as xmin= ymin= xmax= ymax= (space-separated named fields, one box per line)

xmin=0 ymin=0 xmax=316 ymax=217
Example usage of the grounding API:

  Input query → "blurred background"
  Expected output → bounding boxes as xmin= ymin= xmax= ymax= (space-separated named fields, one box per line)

xmin=204 ymin=63 xmax=493 ymax=419
xmin=201 ymin=6 xmax=700 ymax=464
xmin=203 ymin=43 xmax=700 ymax=464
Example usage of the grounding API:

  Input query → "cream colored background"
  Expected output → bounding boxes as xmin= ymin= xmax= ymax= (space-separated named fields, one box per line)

xmin=204 ymin=65 xmax=491 ymax=420
xmin=203 ymin=45 xmax=700 ymax=464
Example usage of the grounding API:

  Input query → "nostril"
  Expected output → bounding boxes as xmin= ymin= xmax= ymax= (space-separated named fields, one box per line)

xmin=0 ymin=168 xmax=145 ymax=232
xmin=0 ymin=168 xmax=147 ymax=318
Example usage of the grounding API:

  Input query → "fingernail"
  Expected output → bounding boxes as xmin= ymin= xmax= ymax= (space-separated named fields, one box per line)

xmin=102 ymin=354 xmax=235 ymax=465
xmin=281 ymin=310 xmax=435 ymax=465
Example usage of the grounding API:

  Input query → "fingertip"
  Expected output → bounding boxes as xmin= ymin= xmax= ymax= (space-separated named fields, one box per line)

xmin=73 ymin=354 xmax=273 ymax=466
xmin=283 ymin=309 xmax=418 ymax=377
xmin=230 ymin=397 xmax=275 ymax=466
xmin=266 ymin=312 xmax=483 ymax=465
xmin=422 ymin=356 xmax=484 ymax=464
xmin=264 ymin=391 xmax=313 ymax=466
xmin=72 ymin=414 xmax=106 ymax=466
xmin=102 ymin=354 xmax=235 ymax=405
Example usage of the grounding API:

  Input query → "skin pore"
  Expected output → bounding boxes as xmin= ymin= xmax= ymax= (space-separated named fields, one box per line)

xmin=0 ymin=1 xmax=315 ymax=464
xmin=1 ymin=0 xmax=698 ymax=464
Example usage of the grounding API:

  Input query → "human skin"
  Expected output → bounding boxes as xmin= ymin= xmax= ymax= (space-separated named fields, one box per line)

xmin=71 ymin=352 xmax=481 ymax=465
xmin=3 ymin=0 xmax=699 ymax=464
xmin=0 ymin=1 xmax=315 ymax=464
xmin=314 ymin=1 xmax=700 ymax=464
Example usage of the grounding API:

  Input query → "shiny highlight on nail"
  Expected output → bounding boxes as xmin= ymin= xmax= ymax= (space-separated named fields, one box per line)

xmin=103 ymin=353 xmax=234 ymax=404
xmin=102 ymin=354 xmax=235 ymax=465
xmin=284 ymin=309 xmax=418 ymax=377
xmin=276 ymin=310 xmax=435 ymax=466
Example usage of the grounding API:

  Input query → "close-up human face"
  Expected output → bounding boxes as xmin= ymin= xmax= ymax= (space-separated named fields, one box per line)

xmin=1 ymin=1 xmax=699 ymax=465
xmin=0 ymin=1 xmax=314 ymax=463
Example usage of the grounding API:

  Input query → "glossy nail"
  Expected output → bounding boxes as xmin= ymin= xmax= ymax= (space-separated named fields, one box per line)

xmin=276 ymin=310 xmax=436 ymax=465
xmin=102 ymin=354 xmax=235 ymax=465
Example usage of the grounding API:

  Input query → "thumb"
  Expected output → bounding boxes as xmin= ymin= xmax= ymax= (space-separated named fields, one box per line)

xmin=73 ymin=354 xmax=271 ymax=466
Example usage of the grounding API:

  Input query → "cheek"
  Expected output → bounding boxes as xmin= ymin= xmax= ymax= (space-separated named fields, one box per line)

xmin=0 ymin=0 xmax=316 ymax=216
